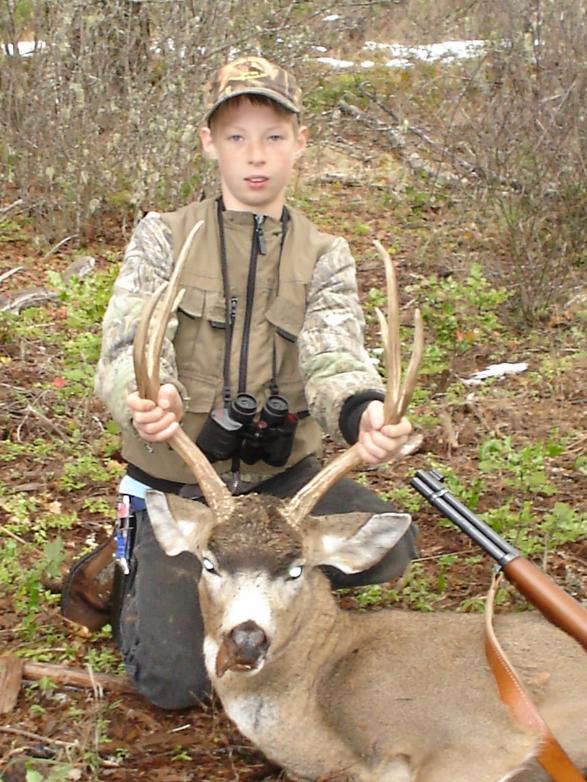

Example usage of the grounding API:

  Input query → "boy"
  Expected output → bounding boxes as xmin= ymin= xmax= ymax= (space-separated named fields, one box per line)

xmin=93 ymin=56 xmax=416 ymax=710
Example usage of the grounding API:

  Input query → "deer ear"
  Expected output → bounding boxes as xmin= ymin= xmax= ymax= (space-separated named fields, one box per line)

xmin=145 ymin=490 xmax=216 ymax=557
xmin=305 ymin=512 xmax=413 ymax=573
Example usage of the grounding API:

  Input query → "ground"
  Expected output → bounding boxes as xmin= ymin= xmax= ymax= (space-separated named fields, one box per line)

xmin=1 ymin=131 xmax=586 ymax=781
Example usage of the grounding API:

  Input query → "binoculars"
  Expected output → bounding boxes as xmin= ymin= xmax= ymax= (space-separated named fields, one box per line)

xmin=196 ymin=393 xmax=297 ymax=467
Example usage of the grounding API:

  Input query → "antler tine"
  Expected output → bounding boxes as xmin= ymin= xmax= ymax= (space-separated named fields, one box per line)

xmin=134 ymin=220 xmax=203 ymax=404
xmin=285 ymin=240 xmax=424 ymax=528
xmin=397 ymin=308 xmax=424 ymax=419
xmin=373 ymin=240 xmax=425 ymax=423
xmin=133 ymin=281 xmax=167 ymax=401
xmin=374 ymin=240 xmax=401 ymax=420
xmin=132 ymin=219 xmax=235 ymax=519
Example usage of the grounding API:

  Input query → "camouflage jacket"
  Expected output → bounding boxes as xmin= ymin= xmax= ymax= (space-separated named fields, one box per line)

xmin=94 ymin=204 xmax=383 ymax=446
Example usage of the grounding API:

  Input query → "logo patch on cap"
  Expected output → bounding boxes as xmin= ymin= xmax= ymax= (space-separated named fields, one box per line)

xmin=205 ymin=56 xmax=302 ymax=120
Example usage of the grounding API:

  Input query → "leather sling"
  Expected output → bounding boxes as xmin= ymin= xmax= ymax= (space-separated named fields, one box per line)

xmin=485 ymin=575 xmax=585 ymax=781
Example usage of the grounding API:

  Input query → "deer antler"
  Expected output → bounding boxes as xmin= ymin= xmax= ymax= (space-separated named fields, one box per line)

xmin=286 ymin=241 xmax=424 ymax=527
xmin=133 ymin=219 xmax=235 ymax=519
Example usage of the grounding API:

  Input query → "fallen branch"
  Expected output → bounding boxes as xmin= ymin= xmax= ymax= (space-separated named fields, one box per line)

xmin=305 ymin=171 xmax=375 ymax=188
xmin=24 ymin=405 xmax=69 ymax=440
xmin=0 ymin=524 xmax=27 ymax=544
xmin=0 ymin=725 xmax=76 ymax=749
xmin=61 ymin=255 xmax=96 ymax=282
xmin=439 ymin=409 xmax=460 ymax=451
xmin=0 ymin=286 xmax=58 ymax=313
xmin=0 ymin=656 xmax=23 ymax=714
xmin=0 ymin=198 xmax=24 ymax=215
xmin=0 ymin=267 xmax=23 ymax=285
xmin=24 ymin=661 xmax=135 ymax=695
xmin=369 ymin=93 xmax=523 ymax=192
xmin=1 ymin=656 xmax=135 ymax=714
xmin=0 ymin=256 xmax=96 ymax=314
xmin=338 ymin=100 xmax=462 ymax=187
xmin=42 ymin=234 xmax=79 ymax=261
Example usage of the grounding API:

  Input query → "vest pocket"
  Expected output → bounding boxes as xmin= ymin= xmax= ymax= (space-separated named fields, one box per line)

xmin=182 ymin=373 xmax=218 ymax=414
xmin=175 ymin=286 xmax=225 ymax=382
xmin=265 ymin=296 xmax=304 ymax=341
xmin=265 ymin=296 xmax=306 ymax=382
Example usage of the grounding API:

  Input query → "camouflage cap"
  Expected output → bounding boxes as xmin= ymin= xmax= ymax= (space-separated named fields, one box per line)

xmin=205 ymin=56 xmax=302 ymax=121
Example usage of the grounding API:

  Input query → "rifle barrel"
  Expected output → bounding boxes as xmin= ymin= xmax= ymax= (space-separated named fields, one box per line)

xmin=412 ymin=469 xmax=587 ymax=652
xmin=411 ymin=471 xmax=517 ymax=566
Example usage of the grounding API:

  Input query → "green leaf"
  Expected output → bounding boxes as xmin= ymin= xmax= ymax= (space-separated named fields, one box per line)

xmin=43 ymin=537 xmax=65 ymax=579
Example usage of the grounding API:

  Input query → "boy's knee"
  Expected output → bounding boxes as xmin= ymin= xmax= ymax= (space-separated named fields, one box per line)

xmin=115 ymin=597 xmax=211 ymax=709
xmin=130 ymin=657 xmax=211 ymax=710
xmin=112 ymin=515 xmax=210 ymax=710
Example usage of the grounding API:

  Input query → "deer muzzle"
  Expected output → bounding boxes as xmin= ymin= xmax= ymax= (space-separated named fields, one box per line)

xmin=215 ymin=620 xmax=269 ymax=678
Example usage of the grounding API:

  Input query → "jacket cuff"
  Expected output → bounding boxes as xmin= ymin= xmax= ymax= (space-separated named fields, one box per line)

xmin=339 ymin=390 xmax=385 ymax=445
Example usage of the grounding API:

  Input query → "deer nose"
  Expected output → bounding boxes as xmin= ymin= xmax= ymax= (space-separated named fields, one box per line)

xmin=230 ymin=620 xmax=268 ymax=659
xmin=215 ymin=620 xmax=269 ymax=678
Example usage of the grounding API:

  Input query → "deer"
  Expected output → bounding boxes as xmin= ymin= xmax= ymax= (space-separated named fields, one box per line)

xmin=133 ymin=223 xmax=587 ymax=782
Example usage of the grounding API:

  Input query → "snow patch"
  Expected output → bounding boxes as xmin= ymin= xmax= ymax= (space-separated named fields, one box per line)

xmin=463 ymin=362 xmax=529 ymax=386
xmin=317 ymin=39 xmax=494 ymax=71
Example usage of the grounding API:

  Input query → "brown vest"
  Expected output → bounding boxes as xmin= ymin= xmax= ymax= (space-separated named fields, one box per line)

xmin=122 ymin=197 xmax=335 ymax=484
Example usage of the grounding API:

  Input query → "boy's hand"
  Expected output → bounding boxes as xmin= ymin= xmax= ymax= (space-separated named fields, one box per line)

xmin=127 ymin=383 xmax=184 ymax=443
xmin=356 ymin=400 xmax=412 ymax=465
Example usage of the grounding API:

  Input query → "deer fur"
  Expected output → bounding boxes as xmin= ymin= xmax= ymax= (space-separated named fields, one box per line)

xmin=145 ymin=490 xmax=587 ymax=782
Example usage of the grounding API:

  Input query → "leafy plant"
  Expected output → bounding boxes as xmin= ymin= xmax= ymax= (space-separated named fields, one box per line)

xmin=171 ymin=747 xmax=193 ymax=763
xmin=539 ymin=503 xmax=587 ymax=549
xmin=0 ymin=215 xmax=28 ymax=241
xmin=483 ymin=500 xmax=539 ymax=554
xmin=436 ymin=553 xmax=459 ymax=593
xmin=575 ymin=455 xmax=587 ymax=477
xmin=477 ymin=435 xmax=584 ymax=558
xmin=84 ymin=646 xmax=121 ymax=675
xmin=354 ymin=584 xmax=388 ymax=609
xmin=423 ymin=462 xmax=486 ymax=511
xmin=380 ymin=483 xmax=424 ymax=514
xmin=396 ymin=562 xmax=440 ymax=612
xmin=407 ymin=264 xmax=510 ymax=372
xmin=479 ymin=436 xmax=562 ymax=496
xmin=59 ymin=454 xmax=122 ymax=491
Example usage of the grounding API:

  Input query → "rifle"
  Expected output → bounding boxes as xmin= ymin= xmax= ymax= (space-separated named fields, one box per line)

xmin=411 ymin=469 xmax=587 ymax=652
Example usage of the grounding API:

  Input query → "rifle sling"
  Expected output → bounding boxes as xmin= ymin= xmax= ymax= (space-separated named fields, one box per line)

xmin=485 ymin=574 xmax=585 ymax=781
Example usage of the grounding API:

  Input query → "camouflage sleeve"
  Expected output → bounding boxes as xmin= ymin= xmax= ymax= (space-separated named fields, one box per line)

xmin=298 ymin=236 xmax=383 ymax=442
xmin=94 ymin=212 xmax=185 ymax=431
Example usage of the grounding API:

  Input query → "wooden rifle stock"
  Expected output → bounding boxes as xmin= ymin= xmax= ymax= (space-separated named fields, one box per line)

xmin=503 ymin=556 xmax=587 ymax=652
xmin=412 ymin=469 xmax=587 ymax=653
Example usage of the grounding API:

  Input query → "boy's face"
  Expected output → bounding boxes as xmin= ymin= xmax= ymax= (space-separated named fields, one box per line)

xmin=199 ymin=98 xmax=307 ymax=220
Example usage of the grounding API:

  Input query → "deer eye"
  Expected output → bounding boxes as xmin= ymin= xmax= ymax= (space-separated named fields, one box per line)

xmin=202 ymin=556 xmax=217 ymax=574
xmin=287 ymin=564 xmax=304 ymax=580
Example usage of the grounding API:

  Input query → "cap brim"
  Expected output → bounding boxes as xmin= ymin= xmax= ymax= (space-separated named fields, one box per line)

xmin=205 ymin=87 xmax=299 ymax=120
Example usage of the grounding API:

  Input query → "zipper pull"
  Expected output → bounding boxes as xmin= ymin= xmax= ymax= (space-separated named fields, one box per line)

xmin=230 ymin=296 xmax=238 ymax=324
xmin=255 ymin=214 xmax=267 ymax=255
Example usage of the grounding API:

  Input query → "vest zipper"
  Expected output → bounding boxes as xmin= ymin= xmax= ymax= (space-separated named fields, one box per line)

xmin=238 ymin=214 xmax=265 ymax=392
xmin=256 ymin=214 xmax=267 ymax=255
xmin=220 ymin=295 xmax=239 ymax=406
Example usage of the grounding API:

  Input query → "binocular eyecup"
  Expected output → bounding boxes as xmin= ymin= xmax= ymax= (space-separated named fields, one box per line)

xmin=228 ymin=392 xmax=257 ymax=425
